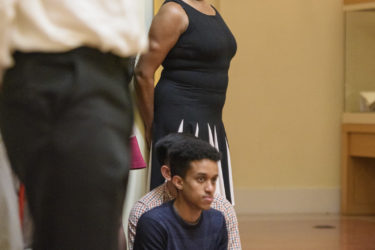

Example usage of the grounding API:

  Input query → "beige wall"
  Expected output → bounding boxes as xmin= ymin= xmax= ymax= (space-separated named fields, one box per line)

xmin=208 ymin=0 xmax=220 ymax=8
xmin=219 ymin=0 xmax=344 ymax=189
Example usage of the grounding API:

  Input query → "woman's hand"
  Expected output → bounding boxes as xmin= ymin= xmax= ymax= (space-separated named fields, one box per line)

xmin=145 ymin=125 xmax=152 ymax=149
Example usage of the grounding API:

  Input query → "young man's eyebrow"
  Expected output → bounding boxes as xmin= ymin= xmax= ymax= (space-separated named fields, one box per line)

xmin=194 ymin=173 xmax=208 ymax=177
xmin=195 ymin=173 xmax=218 ymax=179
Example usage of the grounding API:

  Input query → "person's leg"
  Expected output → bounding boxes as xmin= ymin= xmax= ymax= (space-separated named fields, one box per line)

xmin=118 ymin=223 xmax=127 ymax=250
xmin=0 ymin=139 xmax=23 ymax=250
xmin=0 ymin=48 xmax=133 ymax=250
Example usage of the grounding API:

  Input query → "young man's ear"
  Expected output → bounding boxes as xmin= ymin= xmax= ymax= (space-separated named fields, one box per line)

xmin=172 ymin=175 xmax=183 ymax=191
xmin=161 ymin=165 xmax=172 ymax=181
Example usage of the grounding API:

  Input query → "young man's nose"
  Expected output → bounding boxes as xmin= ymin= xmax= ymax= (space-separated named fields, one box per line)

xmin=205 ymin=181 xmax=215 ymax=193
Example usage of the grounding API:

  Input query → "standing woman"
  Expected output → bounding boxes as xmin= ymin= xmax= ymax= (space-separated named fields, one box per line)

xmin=135 ymin=0 xmax=237 ymax=203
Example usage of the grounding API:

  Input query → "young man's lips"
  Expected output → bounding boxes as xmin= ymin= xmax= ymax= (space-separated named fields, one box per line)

xmin=203 ymin=196 xmax=213 ymax=202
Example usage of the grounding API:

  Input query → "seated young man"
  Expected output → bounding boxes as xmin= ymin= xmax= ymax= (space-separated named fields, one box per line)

xmin=133 ymin=134 xmax=228 ymax=249
xmin=128 ymin=133 xmax=241 ymax=249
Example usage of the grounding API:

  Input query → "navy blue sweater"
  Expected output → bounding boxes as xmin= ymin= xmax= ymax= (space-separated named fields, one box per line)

xmin=133 ymin=200 xmax=228 ymax=250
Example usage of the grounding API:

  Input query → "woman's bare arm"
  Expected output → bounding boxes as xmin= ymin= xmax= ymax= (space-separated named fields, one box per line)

xmin=134 ymin=2 xmax=188 ymax=147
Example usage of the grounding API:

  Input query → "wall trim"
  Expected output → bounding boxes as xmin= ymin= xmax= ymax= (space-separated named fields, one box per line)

xmin=343 ymin=2 xmax=375 ymax=11
xmin=234 ymin=187 xmax=340 ymax=215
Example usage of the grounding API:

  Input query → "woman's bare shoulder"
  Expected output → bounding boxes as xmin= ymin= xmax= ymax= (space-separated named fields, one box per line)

xmin=156 ymin=1 xmax=188 ymax=30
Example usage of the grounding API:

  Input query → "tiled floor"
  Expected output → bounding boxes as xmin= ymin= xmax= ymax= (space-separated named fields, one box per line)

xmin=238 ymin=214 xmax=375 ymax=250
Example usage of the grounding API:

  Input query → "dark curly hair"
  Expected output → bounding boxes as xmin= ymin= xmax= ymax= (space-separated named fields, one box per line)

xmin=155 ymin=133 xmax=221 ymax=179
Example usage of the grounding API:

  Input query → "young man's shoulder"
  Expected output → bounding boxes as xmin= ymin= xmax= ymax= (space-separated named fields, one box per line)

xmin=136 ymin=201 xmax=173 ymax=235
xmin=128 ymin=184 xmax=166 ymax=228
xmin=139 ymin=200 xmax=171 ymax=222
xmin=143 ymin=203 xmax=225 ymax=221
xmin=204 ymin=207 xmax=226 ymax=223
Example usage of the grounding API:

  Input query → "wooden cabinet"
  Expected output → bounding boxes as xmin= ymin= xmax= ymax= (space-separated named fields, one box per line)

xmin=344 ymin=0 xmax=375 ymax=11
xmin=341 ymin=122 xmax=375 ymax=215
xmin=344 ymin=0 xmax=375 ymax=5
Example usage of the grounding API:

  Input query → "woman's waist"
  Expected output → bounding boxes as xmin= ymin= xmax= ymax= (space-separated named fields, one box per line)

xmin=154 ymin=103 xmax=224 ymax=123
xmin=155 ymin=83 xmax=226 ymax=107
xmin=160 ymin=69 xmax=228 ymax=91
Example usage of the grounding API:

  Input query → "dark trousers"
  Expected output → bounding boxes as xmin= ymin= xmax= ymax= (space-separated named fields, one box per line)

xmin=0 ymin=47 xmax=133 ymax=250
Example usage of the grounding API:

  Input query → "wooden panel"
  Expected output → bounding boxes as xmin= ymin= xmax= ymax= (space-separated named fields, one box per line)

xmin=349 ymin=133 xmax=375 ymax=157
xmin=351 ymin=158 xmax=375 ymax=213
xmin=343 ymin=157 xmax=375 ymax=214
xmin=341 ymin=123 xmax=375 ymax=215
xmin=343 ymin=113 xmax=375 ymax=124
xmin=344 ymin=0 xmax=375 ymax=4
xmin=341 ymin=127 xmax=350 ymax=213
xmin=354 ymin=158 xmax=375 ymax=203
xmin=342 ymin=124 xmax=375 ymax=133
